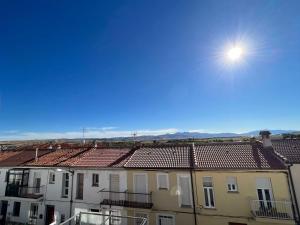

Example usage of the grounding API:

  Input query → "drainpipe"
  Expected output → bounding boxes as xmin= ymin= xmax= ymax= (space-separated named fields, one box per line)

xmin=189 ymin=143 xmax=197 ymax=225
xmin=287 ymin=164 xmax=300 ymax=225
xmin=69 ymin=169 xmax=75 ymax=225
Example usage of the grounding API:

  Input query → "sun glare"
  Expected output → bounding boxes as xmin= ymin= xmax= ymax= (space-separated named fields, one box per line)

xmin=227 ymin=46 xmax=244 ymax=62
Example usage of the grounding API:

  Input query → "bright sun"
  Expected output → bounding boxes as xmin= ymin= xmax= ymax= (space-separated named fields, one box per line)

xmin=227 ymin=46 xmax=244 ymax=62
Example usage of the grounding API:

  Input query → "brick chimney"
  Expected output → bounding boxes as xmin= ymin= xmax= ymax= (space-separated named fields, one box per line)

xmin=259 ymin=130 xmax=272 ymax=148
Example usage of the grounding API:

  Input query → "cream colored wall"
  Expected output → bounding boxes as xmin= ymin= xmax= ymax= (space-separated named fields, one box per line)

xmin=127 ymin=209 xmax=194 ymax=225
xmin=127 ymin=169 xmax=195 ymax=225
xmin=127 ymin=169 xmax=194 ymax=213
xmin=197 ymin=214 xmax=294 ymax=225
xmin=290 ymin=164 xmax=300 ymax=214
xmin=194 ymin=171 xmax=292 ymax=219
xmin=126 ymin=169 xmax=294 ymax=225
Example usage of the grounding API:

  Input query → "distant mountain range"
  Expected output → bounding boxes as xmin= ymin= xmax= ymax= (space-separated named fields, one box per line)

xmin=104 ymin=130 xmax=299 ymax=141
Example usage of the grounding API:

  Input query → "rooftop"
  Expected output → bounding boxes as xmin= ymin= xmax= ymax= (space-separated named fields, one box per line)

xmin=272 ymin=139 xmax=300 ymax=163
xmin=124 ymin=146 xmax=191 ymax=168
xmin=193 ymin=142 xmax=286 ymax=170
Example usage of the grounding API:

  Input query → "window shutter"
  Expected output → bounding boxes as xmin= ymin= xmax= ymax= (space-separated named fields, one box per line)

xmin=158 ymin=174 xmax=168 ymax=189
xmin=179 ymin=176 xmax=191 ymax=207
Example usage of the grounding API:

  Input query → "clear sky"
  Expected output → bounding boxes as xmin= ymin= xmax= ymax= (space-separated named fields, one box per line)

xmin=0 ymin=0 xmax=300 ymax=140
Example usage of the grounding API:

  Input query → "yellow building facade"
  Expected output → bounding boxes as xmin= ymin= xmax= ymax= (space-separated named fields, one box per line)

xmin=120 ymin=143 xmax=297 ymax=225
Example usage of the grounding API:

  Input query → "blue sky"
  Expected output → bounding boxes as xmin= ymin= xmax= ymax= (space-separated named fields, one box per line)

xmin=0 ymin=0 xmax=300 ymax=140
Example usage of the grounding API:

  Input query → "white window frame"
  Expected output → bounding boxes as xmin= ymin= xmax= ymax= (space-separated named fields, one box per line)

xmin=133 ymin=173 xmax=148 ymax=193
xmin=203 ymin=176 xmax=215 ymax=208
xmin=92 ymin=173 xmax=99 ymax=187
xmin=49 ymin=172 xmax=55 ymax=184
xmin=177 ymin=174 xmax=193 ymax=208
xmin=156 ymin=213 xmax=175 ymax=225
xmin=156 ymin=173 xmax=169 ymax=190
xmin=134 ymin=211 xmax=149 ymax=225
xmin=61 ymin=173 xmax=69 ymax=198
xmin=227 ymin=176 xmax=238 ymax=192
xmin=29 ymin=203 xmax=38 ymax=219
xmin=133 ymin=173 xmax=149 ymax=203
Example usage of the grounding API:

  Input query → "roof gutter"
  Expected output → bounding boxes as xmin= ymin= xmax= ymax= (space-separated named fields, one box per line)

xmin=189 ymin=143 xmax=197 ymax=225
xmin=287 ymin=163 xmax=300 ymax=225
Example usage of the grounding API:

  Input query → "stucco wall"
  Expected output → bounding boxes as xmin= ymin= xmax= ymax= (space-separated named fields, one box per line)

xmin=290 ymin=164 xmax=300 ymax=214
xmin=127 ymin=169 xmax=194 ymax=214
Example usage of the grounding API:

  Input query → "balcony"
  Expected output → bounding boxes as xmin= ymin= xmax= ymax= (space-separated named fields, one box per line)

xmin=5 ymin=184 xmax=45 ymax=199
xmin=250 ymin=200 xmax=294 ymax=220
xmin=99 ymin=189 xmax=153 ymax=209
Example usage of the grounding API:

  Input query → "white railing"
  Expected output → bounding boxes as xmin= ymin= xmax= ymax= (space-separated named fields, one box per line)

xmin=56 ymin=211 xmax=147 ymax=225
xmin=250 ymin=200 xmax=294 ymax=220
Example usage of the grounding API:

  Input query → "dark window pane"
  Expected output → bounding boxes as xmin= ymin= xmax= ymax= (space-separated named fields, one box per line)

xmin=209 ymin=189 xmax=215 ymax=207
xmin=204 ymin=188 xmax=209 ymax=206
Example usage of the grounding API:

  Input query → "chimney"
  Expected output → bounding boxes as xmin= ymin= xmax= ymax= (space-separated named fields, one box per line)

xmin=35 ymin=148 xmax=39 ymax=162
xmin=259 ymin=130 xmax=272 ymax=148
xmin=93 ymin=140 xmax=98 ymax=148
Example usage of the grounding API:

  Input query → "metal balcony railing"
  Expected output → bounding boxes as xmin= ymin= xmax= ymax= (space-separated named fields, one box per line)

xmin=99 ymin=189 xmax=153 ymax=209
xmin=250 ymin=200 xmax=294 ymax=220
xmin=5 ymin=184 xmax=45 ymax=199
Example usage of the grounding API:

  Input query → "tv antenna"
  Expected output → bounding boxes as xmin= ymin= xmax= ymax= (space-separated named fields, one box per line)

xmin=132 ymin=131 xmax=137 ymax=144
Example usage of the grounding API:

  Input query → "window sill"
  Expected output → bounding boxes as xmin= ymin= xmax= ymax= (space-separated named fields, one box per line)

xmin=180 ymin=205 xmax=192 ymax=208
xmin=203 ymin=206 xmax=216 ymax=210
xmin=92 ymin=185 xmax=99 ymax=187
xmin=158 ymin=188 xmax=169 ymax=191
xmin=227 ymin=190 xmax=239 ymax=193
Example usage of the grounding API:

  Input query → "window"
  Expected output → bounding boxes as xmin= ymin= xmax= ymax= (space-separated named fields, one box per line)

xmin=227 ymin=177 xmax=238 ymax=192
xmin=61 ymin=173 xmax=69 ymax=198
xmin=49 ymin=172 xmax=55 ymax=184
xmin=157 ymin=173 xmax=169 ymax=190
xmin=13 ymin=202 xmax=21 ymax=217
xmin=256 ymin=178 xmax=273 ymax=208
xmin=135 ymin=212 xmax=148 ymax=225
xmin=203 ymin=177 xmax=215 ymax=208
xmin=60 ymin=214 xmax=66 ymax=223
xmin=76 ymin=173 xmax=84 ymax=200
xmin=34 ymin=177 xmax=41 ymax=193
xmin=30 ymin=203 xmax=38 ymax=219
xmin=177 ymin=175 xmax=192 ymax=208
xmin=92 ymin=174 xmax=99 ymax=187
xmin=157 ymin=214 xmax=175 ymax=225
xmin=90 ymin=209 xmax=100 ymax=212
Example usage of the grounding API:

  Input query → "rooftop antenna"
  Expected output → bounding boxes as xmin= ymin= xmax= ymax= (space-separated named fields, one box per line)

xmin=82 ymin=127 xmax=86 ymax=145
xmin=132 ymin=131 xmax=137 ymax=145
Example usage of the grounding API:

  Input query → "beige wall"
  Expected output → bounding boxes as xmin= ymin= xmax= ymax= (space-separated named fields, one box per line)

xmin=127 ymin=169 xmax=194 ymax=213
xmin=126 ymin=169 xmax=295 ymax=225
xmin=290 ymin=164 xmax=300 ymax=214
xmin=194 ymin=171 xmax=291 ymax=218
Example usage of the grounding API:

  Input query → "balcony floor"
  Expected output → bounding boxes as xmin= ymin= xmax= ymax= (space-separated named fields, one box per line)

xmin=101 ymin=199 xmax=153 ymax=209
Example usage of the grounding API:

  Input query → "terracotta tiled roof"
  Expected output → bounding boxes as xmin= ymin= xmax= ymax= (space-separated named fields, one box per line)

xmin=0 ymin=151 xmax=22 ymax=162
xmin=0 ymin=149 xmax=52 ymax=166
xmin=194 ymin=142 xmax=286 ymax=170
xmin=59 ymin=148 xmax=131 ymax=168
xmin=272 ymin=139 xmax=300 ymax=163
xmin=26 ymin=148 xmax=88 ymax=166
xmin=124 ymin=146 xmax=191 ymax=168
